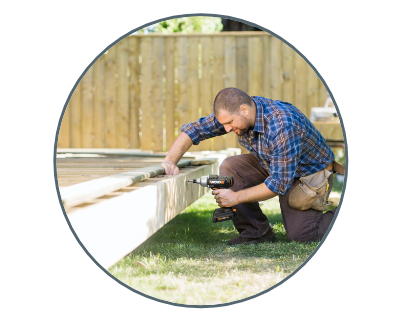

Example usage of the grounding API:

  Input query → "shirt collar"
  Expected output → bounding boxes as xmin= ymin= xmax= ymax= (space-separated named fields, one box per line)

xmin=251 ymin=97 xmax=265 ymax=133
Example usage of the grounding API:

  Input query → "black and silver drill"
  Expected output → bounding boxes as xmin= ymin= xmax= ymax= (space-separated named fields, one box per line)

xmin=187 ymin=175 xmax=237 ymax=223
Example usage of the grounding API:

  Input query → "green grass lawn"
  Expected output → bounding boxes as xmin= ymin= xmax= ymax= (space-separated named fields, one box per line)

xmin=109 ymin=191 xmax=331 ymax=305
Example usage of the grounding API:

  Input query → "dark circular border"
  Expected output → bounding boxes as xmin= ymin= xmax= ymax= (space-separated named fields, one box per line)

xmin=53 ymin=13 xmax=349 ymax=309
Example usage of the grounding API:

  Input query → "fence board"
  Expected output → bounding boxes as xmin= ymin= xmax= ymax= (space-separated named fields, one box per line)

xmin=282 ymin=43 xmax=294 ymax=103
xmin=59 ymin=33 xmax=341 ymax=150
xmin=165 ymin=37 xmax=175 ymax=151
xmin=140 ymin=37 xmax=153 ymax=150
xmin=294 ymin=54 xmax=307 ymax=115
xmin=105 ymin=46 xmax=117 ymax=148
xmin=269 ymin=36 xmax=282 ymax=100
xmin=81 ymin=67 xmax=94 ymax=147
xmin=116 ymin=40 xmax=129 ymax=148
xmin=236 ymin=37 xmax=248 ymax=93
xmin=200 ymin=37 xmax=212 ymax=151
xmin=212 ymin=36 xmax=225 ymax=151
xmin=224 ymin=36 xmax=238 ymax=149
xmin=153 ymin=37 xmax=164 ymax=152
xmin=93 ymin=55 xmax=105 ymax=148
xmin=128 ymin=36 xmax=140 ymax=149
xmin=58 ymin=103 xmax=70 ymax=148
xmin=248 ymin=37 xmax=262 ymax=96
xmin=177 ymin=37 xmax=189 ymax=139
xmin=261 ymin=35 xmax=271 ymax=98
xmin=306 ymin=64 xmax=319 ymax=118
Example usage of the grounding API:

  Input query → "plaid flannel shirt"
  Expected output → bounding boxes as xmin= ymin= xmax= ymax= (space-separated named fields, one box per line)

xmin=181 ymin=96 xmax=335 ymax=195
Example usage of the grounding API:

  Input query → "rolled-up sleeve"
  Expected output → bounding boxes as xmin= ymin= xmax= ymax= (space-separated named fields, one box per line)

xmin=263 ymin=123 xmax=303 ymax=195
xmin=181 ymin=113 xmax=227 ymax=145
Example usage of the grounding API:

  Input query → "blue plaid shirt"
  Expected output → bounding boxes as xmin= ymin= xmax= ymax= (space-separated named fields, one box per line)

xmin=182 ymin=96 xmax=335 ymax=195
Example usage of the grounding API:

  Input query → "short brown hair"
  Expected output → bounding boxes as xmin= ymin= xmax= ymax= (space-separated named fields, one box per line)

xmin=213 ymin=88 xmax=253 ymax=116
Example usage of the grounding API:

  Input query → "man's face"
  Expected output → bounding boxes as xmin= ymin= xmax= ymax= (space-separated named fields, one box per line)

xmin=216 ymin=108 xmax=250 ymax=136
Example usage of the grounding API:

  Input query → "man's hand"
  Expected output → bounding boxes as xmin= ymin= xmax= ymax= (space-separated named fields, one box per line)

xmin=162 ymin=160 xmax=179 ymax=175
xmin=212 ymin=189 xmax=238 ymax=207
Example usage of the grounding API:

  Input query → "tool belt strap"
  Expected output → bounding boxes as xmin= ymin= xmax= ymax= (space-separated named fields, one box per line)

xmin=326 ymin=161 xmax=345 ymax=174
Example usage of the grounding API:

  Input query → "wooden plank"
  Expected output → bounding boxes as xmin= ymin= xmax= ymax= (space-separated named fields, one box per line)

xmin=294 ymin=53 xmax=307 ymax=116
xmin=269 ymin=36 xmax=282 ymax=100
xmin=248 ymin=36 xmax=262 ymax=96
xmin=306 ymin=63 xmax=319 ymax=118
xmin=93 ymin=54 xmax=105 ymax=148
xmin=236 ymin=37 xmax=248 ymax=93
xmin=58 ymin=103 xmax=70 ymax=148
xmin=188 ymin=37 xmax=200 ymax=152
xmin=128 ymin=36 xmax=140 ymax=149
xmin=105 ymin=46 xmax=117 ymax=148
xmin=165 ymin=37 xmax=175 ymax=151
xmin=81 ymin=66 xmax=94 ymax=147
xmin=224 ymin=36 xmax=238 ymax=149
xmin=318 ymin=79 xmax=328 ymax=107
xmin=70 ymin=81 xmax=82 ymax=148
xmin=140 ymin=37 xmax=154 ymax=150
xmin=152 ymin=37 xmax=165 ymax=152
xmin=66 ymin=162 xmax=219 ymax=269
xmin=212 ymin=36 xmax=225 ymax=151
xmin=282 ymin=43 xmax=294 ymax=104
xmin=176 ymin=37 xmax=189 ymax=137
xmin=116 ymin=39 xmax=129 ymax=148
xmin=60 ymin=159 xmax=193 ymax=208
xmin=261 ymin=35 xmax=271 ymax=98
xmin=200 ymin=37 xmax=212 ymax=151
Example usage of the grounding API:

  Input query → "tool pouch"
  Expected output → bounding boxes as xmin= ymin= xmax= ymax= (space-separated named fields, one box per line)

xmin=288 ymin=169 xmax=333 ymax=211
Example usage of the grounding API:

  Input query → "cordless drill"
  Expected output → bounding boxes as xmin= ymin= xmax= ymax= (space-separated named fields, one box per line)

xmin=187 ymin=175 xmax=237 ymax=223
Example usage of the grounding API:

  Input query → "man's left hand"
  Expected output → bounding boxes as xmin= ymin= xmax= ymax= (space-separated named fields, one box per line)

xmin=212 ymin=189 xmax=238 ymax=207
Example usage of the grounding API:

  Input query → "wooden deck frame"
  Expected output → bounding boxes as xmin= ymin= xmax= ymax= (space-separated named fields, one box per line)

xmin=58 ymin=148 xmax=241 ymax=269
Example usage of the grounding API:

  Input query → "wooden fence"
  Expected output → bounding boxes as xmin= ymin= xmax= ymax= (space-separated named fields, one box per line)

xmin=57 ymin=31 xmax=335 ymax=153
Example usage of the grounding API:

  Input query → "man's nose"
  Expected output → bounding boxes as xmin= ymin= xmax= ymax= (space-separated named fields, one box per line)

xmin=225 ymin=126 xmax=232 ymax=132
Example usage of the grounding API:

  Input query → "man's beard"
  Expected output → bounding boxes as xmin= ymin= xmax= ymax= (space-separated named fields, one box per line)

xmin=235 ymin=115 xmax=249 ymax=136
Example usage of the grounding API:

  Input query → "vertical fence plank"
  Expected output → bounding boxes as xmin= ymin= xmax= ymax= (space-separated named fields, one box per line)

xmin=318 ymin=80 xmax=328 ymax=107
xmin=294 ymin=54 xmax=307 ymax=116
xmin=261 ymin=35 xmax=271 ymax=98
xmin=269 ymin=36 xmax=282 ymax=100
xmin=128 ymin=36 xmax=140 ymax=149
xmin=140 ymin=37 xmax=154 ymax=150
xmin=105 ymin=46 xmax=117 ymax=148
xmin=188 ymin=37 xmax=200 ymax=152
xmin=81 ymin=67 xmax=94 ymax=147
xmin=165 ymin=37 xmax=175 ymax=151
xmin=282 ymin=43 xmax=294 ymax=104
xmin=224 ymin=36 xmax=238 ymax=149
xmin=200 ymin=37 xmax=212 ymax=151
xmin=212 ymin=36 xmax=225 ymax=151
xmin=248 ymin=36 xmax=262 ymax=96
xmin=236 ymin=37 xmax=248 ymax=93
xmin=306 ymin=64 xmax=319 ymax=118
xmin=153 ymin=37 xmax=164 ymax=152
xmin=58 ymin=104 xmax=70 ymax=147
xmin=70 ymin=82 xmax=82 ymax=148
xmin=93 ymin=54 xmax=105 ymax=148
xmin=116 ymin=40 xmax=129 ymax=148
xmin=177 ymin=37 xmax=189 ymax=138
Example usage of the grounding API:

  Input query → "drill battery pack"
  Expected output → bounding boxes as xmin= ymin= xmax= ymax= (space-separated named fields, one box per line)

xmin=212 ymin=207 xmax=237 ymax=223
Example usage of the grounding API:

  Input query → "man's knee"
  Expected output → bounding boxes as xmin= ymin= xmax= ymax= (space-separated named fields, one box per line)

xmin=219 ymin=156 xmax=238 ymax=175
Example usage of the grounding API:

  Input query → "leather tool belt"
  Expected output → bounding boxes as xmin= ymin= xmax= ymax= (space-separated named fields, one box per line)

xmin=288 ymin=160 xmax=345 ymax=211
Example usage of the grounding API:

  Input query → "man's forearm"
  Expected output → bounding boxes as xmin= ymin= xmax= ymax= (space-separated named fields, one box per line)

xmin=165 ymin=132 xmax=193 ymax=164
xmin=236 ymin=182 xmax=277 ymax=204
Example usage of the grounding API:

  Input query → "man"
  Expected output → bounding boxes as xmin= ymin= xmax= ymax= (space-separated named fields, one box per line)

xmin=162 ymin=87 xmax=338 ymax=245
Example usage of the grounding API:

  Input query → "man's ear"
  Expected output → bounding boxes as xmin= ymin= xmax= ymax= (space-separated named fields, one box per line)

xmin=239 ymin=104 xmax=249 ymax=116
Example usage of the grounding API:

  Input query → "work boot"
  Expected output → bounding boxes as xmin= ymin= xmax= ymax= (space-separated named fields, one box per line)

xmin=227 ymin=228 xmax=275 ymax=245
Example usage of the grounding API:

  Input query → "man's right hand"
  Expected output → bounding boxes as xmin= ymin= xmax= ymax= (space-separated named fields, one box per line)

xmin=162 ymin=160 xmax=180 ymax=175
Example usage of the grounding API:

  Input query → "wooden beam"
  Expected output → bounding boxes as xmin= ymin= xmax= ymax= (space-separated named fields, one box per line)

xmin=66 ymin=162 xmax=219 ymax=269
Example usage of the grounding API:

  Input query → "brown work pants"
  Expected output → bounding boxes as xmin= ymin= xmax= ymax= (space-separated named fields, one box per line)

xmin=219 ymin=154 xmax=336 ymax=242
